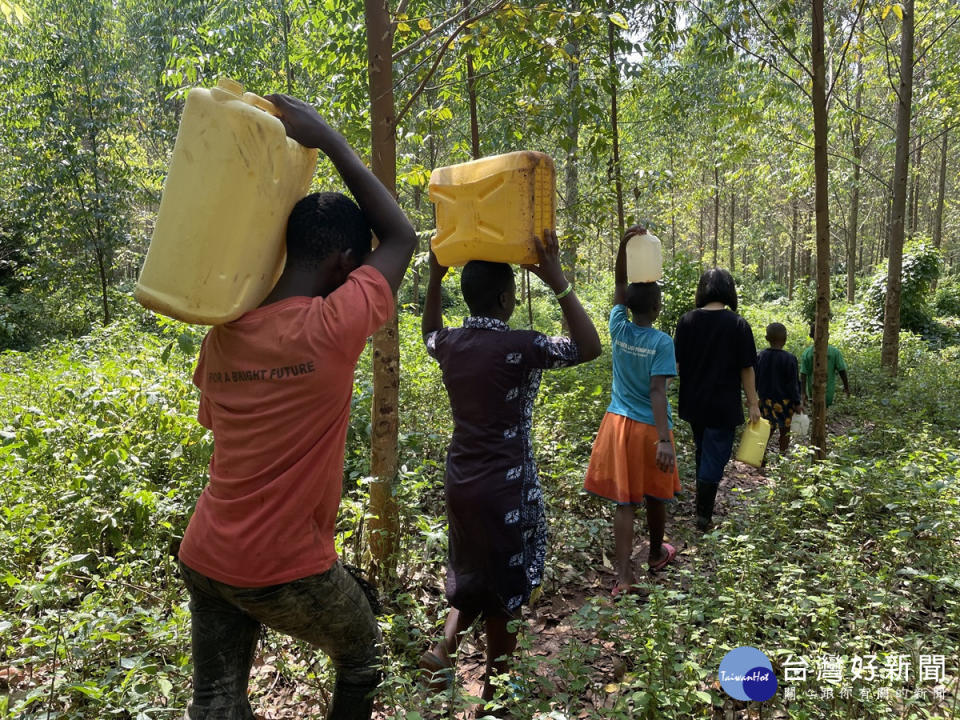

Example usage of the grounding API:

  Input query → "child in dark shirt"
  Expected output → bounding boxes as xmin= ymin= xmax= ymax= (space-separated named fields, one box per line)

xmin=755 ymin=322 xmax=802 ymax=453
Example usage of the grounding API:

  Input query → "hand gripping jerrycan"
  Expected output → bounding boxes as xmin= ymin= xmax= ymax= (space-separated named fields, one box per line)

xmin=135 ymin=78 xmax=318 ymax=325
xmin=626 ymin=230 xmax=663 ymax=283
xmin=429 ymin=151 xmax=555 ymax=266
xmin=735 ymin=418 xmax=772 ymax=468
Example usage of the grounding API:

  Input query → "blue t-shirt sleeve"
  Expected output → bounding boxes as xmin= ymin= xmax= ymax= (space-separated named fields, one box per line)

xmin=651 ymin=333 xmax=677 ymax=377
xmin=609 ymin=305 xmax=629 ymax=340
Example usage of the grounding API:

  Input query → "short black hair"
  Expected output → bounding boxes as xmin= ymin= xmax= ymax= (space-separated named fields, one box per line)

xmin=766 ymin=322 xmax=787 ymax=344
xmin=625 ymin=281 xmax=661 ymax=316
xmin=461 ymin=261 xmax=514 ymax=316
xmin=285 ymin=192 xmax=371 ymax=270
xmin=695 ymin=268 xmax=738 ymax=312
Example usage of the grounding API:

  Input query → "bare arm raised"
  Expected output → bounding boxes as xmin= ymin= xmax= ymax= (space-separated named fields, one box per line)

xmin=422 ymin=251 xmax=447 ymax=341
xmin=265 ymin=94 xmax=417 ymax=294
xmin=613 ymin=225 xmax=645 ymax=307
xmin=523 ymin=230 xmax=602 ymax=362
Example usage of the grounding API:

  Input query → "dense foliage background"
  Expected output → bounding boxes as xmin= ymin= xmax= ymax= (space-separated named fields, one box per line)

xmin=2 ymin=0 xmax=960 ymax=718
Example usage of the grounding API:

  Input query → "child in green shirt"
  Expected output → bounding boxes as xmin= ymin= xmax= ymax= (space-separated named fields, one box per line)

xmin=799 ymin=324 xmax=850 ymax=408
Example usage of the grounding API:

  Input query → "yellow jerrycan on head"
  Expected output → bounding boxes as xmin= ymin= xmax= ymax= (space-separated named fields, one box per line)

xmin=735 ymin=418 xmax=772 ymax=468
xmin=135 ymin=77 xmax=318 ymax=325
xmin=428 ymin=151 xmax=555 ymax=267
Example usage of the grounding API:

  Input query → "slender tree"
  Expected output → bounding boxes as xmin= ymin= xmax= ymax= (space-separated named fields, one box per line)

xmin=365 ymin=0 xmax=401 ymax=577
xmin=881 ymin=0 xmax=915 ymax=375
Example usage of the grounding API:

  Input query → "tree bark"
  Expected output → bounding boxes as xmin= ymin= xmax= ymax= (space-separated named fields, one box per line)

xmin=881 ymin=0 xmax=914 ymax=375
xmin=729 ymin=192 xmax=735 ymax=271
xmin=713 ymin=165 xmax=720 ymax=266
xmin=908 ymin=136 xmax=921 ymax=237
xmin=365 ymin=0 xmax=400 ymax=578
xmin=789 ymin=199 xmax=797 ymax=300
xmin=561 ymin=18 xmax=581 ymax=332
xmin=847 ymin=55 xmax=862 ymax=303
xmin=932 ymin=124 xmax=948 ymax=250
xmin=466 ymin=55 xmax=480 ymax=158
xmin=810 ymin=0 xmax=832 ymax=457
xmin=607 ymin=16 xmax=624 ymax=240
xmin=279 ymin=0 xmax=293 ymax=93
xmin=698 ymin=197 xmax=705 ymax=268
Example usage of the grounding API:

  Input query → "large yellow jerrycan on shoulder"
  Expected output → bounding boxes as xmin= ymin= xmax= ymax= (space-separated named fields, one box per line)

xmin=429 ymin=151 xmax=555 ymax=267
xmin=135 ymin=78 xmax=318 ymax=325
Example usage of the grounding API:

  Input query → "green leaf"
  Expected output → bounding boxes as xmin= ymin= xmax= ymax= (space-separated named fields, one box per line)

xmin=608 ymin=12 xmax=629 ymax=30
xmin=177 ymin=332 xmax=195 ymax=355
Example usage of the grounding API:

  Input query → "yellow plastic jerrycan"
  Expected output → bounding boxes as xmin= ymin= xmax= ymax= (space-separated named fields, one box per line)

xmin=135 ymin=77 xmax=318 ymax=325
xmin=735 ymin=418 xmax=772 ymax=468
xmin=626 ymin=231 xmax=663 ymax=282
xmin=429 ymin=151 xmax=555 ymax=266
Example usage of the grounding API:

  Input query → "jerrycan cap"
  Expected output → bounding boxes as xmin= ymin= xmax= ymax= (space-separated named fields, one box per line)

xmin=216 ymin=77 xmax=244 ymax=96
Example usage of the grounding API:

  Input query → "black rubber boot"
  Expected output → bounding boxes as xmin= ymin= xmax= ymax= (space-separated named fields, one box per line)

xmin=695 ymin=481 xmax=719 ymax=531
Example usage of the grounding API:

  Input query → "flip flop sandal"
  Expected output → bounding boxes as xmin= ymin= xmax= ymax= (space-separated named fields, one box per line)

xmin=418 ymin=649 xmax=454 ymax=692
xmin=648 ymin=542 xmax=676 ymax=572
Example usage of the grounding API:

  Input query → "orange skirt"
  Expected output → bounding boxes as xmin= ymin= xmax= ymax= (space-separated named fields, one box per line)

xmin=584 ymin=412 xmax=681 ymax=504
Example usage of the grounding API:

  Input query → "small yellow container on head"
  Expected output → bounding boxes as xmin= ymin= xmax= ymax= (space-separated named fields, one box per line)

xmin=735 ymin=418 xmax=772 ymax=468
xmin=428 ymin=151 xmax=555 ymax=267
xmin=135 ymin=78 xmax=318 ymax=325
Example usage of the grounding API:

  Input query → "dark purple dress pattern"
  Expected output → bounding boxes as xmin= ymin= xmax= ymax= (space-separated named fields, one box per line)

xmin=426 ymin=317 xmax=581 ymax=615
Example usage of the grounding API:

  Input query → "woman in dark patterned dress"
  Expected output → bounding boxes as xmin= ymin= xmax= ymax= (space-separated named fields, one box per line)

xmin=419 ymin=230 xmax=601 ymax=710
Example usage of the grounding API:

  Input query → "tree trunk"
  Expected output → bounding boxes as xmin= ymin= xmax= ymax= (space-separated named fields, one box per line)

xmin=729 ymin=192 xmax=735 ymax=271
xmin=698 ymin=198 xmax=705 ymax=267
xmin=881 ymin=0 xmax=914 ymax=375
xmin=789 ymin=199 xmax=797 ymax=300
xmin=466 ymin=56 xmax=480 ymax=159
xmin=932 ymin=125 xmax=948 ymax=250
xmin=670 ymin=151 xmax=677 ymax=258
xmin=908 ymin=136 xmax=921 ymax=237
xmin=365 ymin=0 xmax=400 ymax=578
xmin=810 ymin=0 xmax=831 ymax=457
xmin=607 ymin=16 xmax=624 ymax=239
xmin=847 ymin=55 xmax=862 ymax=303
xmin=713 ymin=165 xmax=720 ymax=266
xmin=279 ymin=0 xmax=293 ymax=93
xmin=561 ymin=20 xmax=581 ymax=332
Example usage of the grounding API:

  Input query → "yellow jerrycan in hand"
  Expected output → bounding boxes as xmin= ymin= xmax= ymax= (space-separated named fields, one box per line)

xmin=429 ymin=151 xmax=555 ymax=266
xmin=735 ymin=418 xmax=771 ymax=468
xmin=135 ymin=77 xmax=318 ymax=325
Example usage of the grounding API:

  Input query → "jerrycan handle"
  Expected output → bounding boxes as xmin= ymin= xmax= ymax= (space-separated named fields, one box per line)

xmin=214 ymin=78 xmax=280 ymax=117
xmin=243 ymin=92 xmax=279 ymax=117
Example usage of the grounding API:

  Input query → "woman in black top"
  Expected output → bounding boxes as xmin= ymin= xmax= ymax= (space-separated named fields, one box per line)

xmin=673 ymin=268 xmax=760 ymax=530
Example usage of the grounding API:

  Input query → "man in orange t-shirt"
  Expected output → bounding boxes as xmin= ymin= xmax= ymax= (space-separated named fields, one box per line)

xmin=176 ymin=95 xmax=416 ymax=720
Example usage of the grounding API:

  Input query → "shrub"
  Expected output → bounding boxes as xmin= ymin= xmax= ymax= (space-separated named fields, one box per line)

xmin=933 ymin=274 xmax=960 ymax=317
xmin=862 ymin=242 xmax=942 ymax=334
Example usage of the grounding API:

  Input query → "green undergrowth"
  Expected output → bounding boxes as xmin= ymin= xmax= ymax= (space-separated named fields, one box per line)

xmin=1 ymin=296 xmax=959 ymax=719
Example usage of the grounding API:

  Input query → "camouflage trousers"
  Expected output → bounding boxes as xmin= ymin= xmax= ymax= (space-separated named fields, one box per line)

xmin=178 ymin=560 xmax=381 ymax=720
